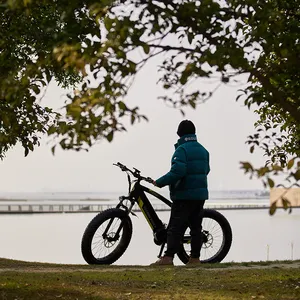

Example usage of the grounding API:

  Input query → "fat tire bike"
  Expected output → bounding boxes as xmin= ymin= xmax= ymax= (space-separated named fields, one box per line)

xmin=81 ymin=162 xmax=232 ymax=265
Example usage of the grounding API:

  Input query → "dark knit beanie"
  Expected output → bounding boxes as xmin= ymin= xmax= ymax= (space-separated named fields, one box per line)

xmin=177 ymin=120 xmax=196 ymax=137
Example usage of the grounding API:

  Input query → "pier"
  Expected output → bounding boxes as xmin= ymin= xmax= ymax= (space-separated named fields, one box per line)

xmin=0 ymin=201 xmax=280 ymax=214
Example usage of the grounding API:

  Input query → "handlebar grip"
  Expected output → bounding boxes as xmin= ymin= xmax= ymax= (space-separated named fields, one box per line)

xmin=145 ymin=177 xmax=154 ymax=183
xmin=113 ymin=162 xmax=127 ymax=171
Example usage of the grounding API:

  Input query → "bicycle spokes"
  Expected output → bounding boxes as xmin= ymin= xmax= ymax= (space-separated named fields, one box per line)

xmin=200 ymin=218 xmax=224 ymax=260
xmin=182 ymin=218 xmax=225 ymax=262
xmin=92 ymin=218 xmax=124 ymax=258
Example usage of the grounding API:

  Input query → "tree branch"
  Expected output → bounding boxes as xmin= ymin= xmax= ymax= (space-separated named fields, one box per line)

xmin=144 ymin=43 xmax=197 ymax=53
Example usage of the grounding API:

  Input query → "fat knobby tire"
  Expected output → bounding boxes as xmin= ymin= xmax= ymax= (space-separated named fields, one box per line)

xmin=81 ymin=208 xmax=133 ymax=265
xmin=177 ymin=209 xmax=232 ymax=264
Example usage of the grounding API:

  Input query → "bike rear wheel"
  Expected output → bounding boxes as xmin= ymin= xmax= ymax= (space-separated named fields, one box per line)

xmin=177 ymin=209 xmax=232 ymax=264
xmin=81 ymin=208 xmax=133 ymax=265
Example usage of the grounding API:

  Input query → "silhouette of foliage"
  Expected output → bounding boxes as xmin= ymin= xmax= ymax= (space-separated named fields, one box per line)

xmin=1 ymin=1 xmax=299 ymax=208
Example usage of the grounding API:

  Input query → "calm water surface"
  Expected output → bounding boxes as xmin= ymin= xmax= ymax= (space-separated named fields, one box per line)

xmin=0 ymin=209 xmax=299 ymax=265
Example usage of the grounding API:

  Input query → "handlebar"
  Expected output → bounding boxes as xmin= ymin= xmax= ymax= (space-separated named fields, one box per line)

xmin=113 ymin=162 xmax=154 ymax=184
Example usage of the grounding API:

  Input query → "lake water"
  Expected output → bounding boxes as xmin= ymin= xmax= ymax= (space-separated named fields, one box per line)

xmin=0 ymin=208 xmax=299 ymax=266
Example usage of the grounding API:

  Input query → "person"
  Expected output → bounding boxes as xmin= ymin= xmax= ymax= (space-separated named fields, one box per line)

xmin=151 ymin=120 xmax=210 ymax=266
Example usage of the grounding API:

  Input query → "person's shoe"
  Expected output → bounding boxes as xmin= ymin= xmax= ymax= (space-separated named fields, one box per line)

xmin=150 ymin=256 xmax=174 ymax=266
xmin=186 ymin=257 xmax=201 ymax=266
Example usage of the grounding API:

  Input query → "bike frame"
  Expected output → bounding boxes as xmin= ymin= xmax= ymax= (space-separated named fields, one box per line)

xmin=114 ymin=180 xmax=172 ymax=257
xmin=129 ymin=182 xmax=172 ymax=231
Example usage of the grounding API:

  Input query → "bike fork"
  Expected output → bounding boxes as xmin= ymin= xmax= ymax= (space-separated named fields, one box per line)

xmin=103 ymin=203 xmax=134 ymax=240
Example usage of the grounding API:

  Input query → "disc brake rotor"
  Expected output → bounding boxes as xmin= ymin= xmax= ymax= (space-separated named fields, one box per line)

xmin=202 ymin=231 xmax=213 ymax=249
xmin=104 ymin=232 xmax=117 ymax=248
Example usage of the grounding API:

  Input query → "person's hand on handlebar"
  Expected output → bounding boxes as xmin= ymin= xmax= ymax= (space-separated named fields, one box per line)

xmin=144 ymin=177 xmax=156 ymax=186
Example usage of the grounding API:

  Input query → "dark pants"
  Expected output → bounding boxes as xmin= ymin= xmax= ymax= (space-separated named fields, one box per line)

xmin=164 ymin=200 xmax=205 ymax=258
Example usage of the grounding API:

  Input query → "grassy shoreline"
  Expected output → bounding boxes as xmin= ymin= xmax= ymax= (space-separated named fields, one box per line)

xmin=0 ymin=258 xmax=299 ymax=299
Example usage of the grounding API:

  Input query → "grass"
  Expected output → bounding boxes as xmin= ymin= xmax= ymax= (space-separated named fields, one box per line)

xmin=0 ymin=258 xmax=299 ymax=299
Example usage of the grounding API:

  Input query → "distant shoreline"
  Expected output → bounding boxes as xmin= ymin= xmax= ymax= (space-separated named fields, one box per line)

xmin=0 ymin=198 xmax=112 ymax=202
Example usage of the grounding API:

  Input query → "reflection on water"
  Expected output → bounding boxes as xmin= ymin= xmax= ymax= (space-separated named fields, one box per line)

xmin=0 ymin=209 xmax=299 ymax=265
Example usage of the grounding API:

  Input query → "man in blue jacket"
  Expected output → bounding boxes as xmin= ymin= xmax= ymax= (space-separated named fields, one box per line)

xmin=151 ymin=120 xmax=210 ymax=266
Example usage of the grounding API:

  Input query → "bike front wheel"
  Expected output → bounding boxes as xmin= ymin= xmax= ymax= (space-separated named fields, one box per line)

xmin=81 ymin=208 xmax=133 ymax=265
xmin=177 ymin=209 xmax=232 ymax=264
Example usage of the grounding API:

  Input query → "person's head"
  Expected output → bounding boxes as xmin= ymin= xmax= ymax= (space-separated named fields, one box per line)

xmin=177 ymin=120 xmax=196 ymax=137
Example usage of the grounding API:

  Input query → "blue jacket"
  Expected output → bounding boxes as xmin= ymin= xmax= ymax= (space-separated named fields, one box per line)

xmin=155 ymin=134 xmax=210 ymax=201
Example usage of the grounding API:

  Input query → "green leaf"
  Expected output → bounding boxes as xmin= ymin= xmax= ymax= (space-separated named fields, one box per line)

xmin=257 ymin=167 xmax=270 ymax=177
xmin=142 ymin=43 xmax=150 ymax=54
xmin=48 ymin=126 xmax=57 ymax=135
xmin=294 ymin=169 xmax=300 ymax=180
xmin=250 ymin=145 xmax=255 ymax=153
xmin=67 ymin=106 xmax=81 ymax=118
xmin=267 ymin=178 xmax=275 ymax=188
xmin=269 ymin=202 xmax=277 ymax=215
xmin=131 ymin=115 xmax=136 ymax=124
xmin=180 ymin=73 xmax=188 ymax=85
xmin=240 ymin=162 xmax=253 ymax=171
xmin=188 ymin=100 xmax=196 ymax=109
xmin=24 ymin=147 xmax=29 ymax=157
xmin=51 ymin=146 xmax=56 ymax=155
xmin=28 ymin=142 xmax=34 ymax=151
xmin=282 ymin=197 xmax=290 ymax=210
xmin=188 ymin=33 xmax=194 ymax=44
xmin=118 ymin=101 xmax=127 ymax=110
xmin=31 ymin=85 xmax=40 ymax=94
xmin=272 ymin=165 xmax=283 ymax=171
xmin=287 ymin=158 xmax=295 ymax=170
xmin=107 ymin=131 xmax=114 ymax=142
xmin=59 ymin=139 xmax=67 ymax=149
xmin=104 ymin=17 xmax=113 ymax=31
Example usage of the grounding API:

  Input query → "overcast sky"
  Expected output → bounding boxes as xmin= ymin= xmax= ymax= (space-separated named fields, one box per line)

xmin=0 ymin=56 xmax=267 ymax=194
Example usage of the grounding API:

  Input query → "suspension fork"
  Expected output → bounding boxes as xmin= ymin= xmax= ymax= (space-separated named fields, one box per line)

xmin=102 ymin=201 xmax=135 ymax=241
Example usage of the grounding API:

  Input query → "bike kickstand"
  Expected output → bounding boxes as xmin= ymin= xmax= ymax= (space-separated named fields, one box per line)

xmin=157 ymin=243 xmax=165 ymax=258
